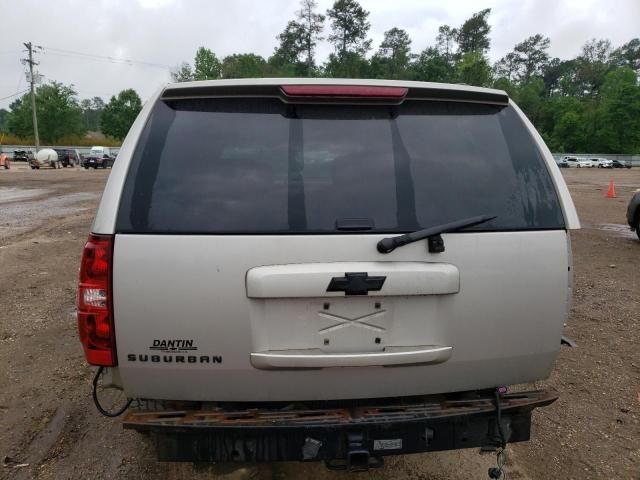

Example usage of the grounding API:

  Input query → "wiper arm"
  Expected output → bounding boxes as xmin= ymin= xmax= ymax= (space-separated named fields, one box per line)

xmin=377 ymin=215 xmax=496 ymax=254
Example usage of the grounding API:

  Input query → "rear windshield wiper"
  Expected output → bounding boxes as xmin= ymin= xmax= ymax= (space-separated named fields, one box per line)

xmin=377 ymin=215 xmax=496 ymax=254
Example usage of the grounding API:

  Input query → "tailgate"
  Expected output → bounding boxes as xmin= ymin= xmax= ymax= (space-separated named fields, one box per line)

xmin=113 ymin=230 xmax=568 ymax=401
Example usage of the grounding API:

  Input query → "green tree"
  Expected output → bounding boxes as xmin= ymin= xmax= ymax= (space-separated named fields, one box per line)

xmin=597 ymin=68 xmax=640 ymax=153
xmin=101 ymin=89 xmax=142 ymax=140
xmin=221 ymin=54 xmax=269 ymax=78
xmin=297 ymin=0 xmax=325 ymax=74
xmin=512 ymin=77 xmax=546 ymax=125
xmin=410 ymin=47 xmax=453 ymax=82
xmin=456 ymin=9 xmax=491 ymax=54
xmin=514 ymin=34 xmax=550 ymax=81
xmin=325 ymin=51 xmax=369 ymax=78
xmin=494 ymin=52 xmax=519 ymax=82
xmin=80 ymin=97 xmax=104 ymax=132
xmin=536 ymin=95 xmax=583 ymax=149
xmin=272 ymin=20 xmax=307 ymax=71
xmin=267 ymin=53 xmax=303 ymax=77
xmin=194 ymin=47 xmax=222 ymax=80
xmin=436 ymin=25 xmax=457 ymax=59
xmin=492 ymin=76 xmax=517 ymax=97
xmin=456 ymin=52 xmax=492 ymax=86
xmin=575 ymin=38 xmax=613 ymax=95
xmin=408 ymin=25 xmax=457 ymax=82
xmin=7 ymin=82 xmax=83 ymax=142
xmin=611 ymin=38 xmax=640 ymax=71
xmin=326 ymin=0 xmax=371 ymax=57
xmin=372 ymin=28 xmax=412 ymax=78
xmin=555 ymin=63 xmax=584 ymax=97
xmin=272 ymin=0 xmax=325 ymax=76
xmin=171 ymin=62 xmax=194 ymax=82
xmin=553 ymin=111 xmax=586 ymax=152
xmin=541 ymin=58 xmax=575 ymax=95
xmin=0 ymin=108 xmax=9 ymax=133
xmin=496 ymin=34 xmax=550 ymax=82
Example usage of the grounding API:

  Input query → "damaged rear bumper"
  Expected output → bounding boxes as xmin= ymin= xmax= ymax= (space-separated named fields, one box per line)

xmin=123 ymin=390 xmax=556 ymax=466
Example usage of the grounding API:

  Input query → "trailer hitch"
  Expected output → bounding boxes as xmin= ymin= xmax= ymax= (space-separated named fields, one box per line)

xmin=325 ymin=432 xmax=384 ymax=471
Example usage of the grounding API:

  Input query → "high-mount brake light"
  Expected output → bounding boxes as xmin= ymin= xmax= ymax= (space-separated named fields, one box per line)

xmin=77 ymin=234 xmax=116 ymax=366
xmin=281 ymin=85 xmax=408 ymax=98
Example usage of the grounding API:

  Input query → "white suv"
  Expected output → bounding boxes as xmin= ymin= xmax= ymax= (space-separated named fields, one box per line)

xmin=78 ymin=79 xmax=579 ymax=469
xmin=564 ymin=156 xmax=593 ymax=168
xmin=591 ymin=157 xmax=613 ymax=168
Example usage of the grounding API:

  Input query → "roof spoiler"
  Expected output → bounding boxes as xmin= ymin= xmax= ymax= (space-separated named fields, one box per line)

xmin=161 ymin=83 xmax=509 ymax=106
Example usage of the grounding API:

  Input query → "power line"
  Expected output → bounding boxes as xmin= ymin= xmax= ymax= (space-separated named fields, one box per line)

xmin=42 ymin=50 xmax=142 ymax=67
xmin=40 ymin=45 xmax=172 ymax=69
xmin=0 ymin=89 xmax=29 ymax=102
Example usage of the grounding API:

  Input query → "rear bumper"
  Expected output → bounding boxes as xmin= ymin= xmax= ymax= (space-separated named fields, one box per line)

xmin=123 ymin=390 xmax=555 ymax=465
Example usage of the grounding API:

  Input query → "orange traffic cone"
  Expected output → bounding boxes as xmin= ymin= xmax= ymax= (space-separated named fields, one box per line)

xmin=607 ymin=179 xmax=616 ymax=198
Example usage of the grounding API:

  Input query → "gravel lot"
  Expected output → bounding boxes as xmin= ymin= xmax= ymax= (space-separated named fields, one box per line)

xmin=0 ymin=164 xmax=638 ymax=479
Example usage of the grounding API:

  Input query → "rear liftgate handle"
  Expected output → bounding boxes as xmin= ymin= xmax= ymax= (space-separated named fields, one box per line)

xmin=250 ymin=345 xmax=453 ymax=369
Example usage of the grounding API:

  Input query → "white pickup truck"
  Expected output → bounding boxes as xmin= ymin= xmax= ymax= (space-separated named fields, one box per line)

xmin=78 ymin=79 xmax=579 ymax=471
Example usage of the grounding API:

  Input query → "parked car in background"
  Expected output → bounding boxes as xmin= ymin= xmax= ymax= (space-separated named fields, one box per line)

xmin=13 ymin=150 xmax=34 ymax=162
xmin=84 ymin=146 xmax=115 ymax=169
xmin=55 ymin=149 xmax=82 ymax=167
xmin=555 ymin=157 xmax=569 ymax=168
xmin=90 ymin=146 xmax=112 ymax=158
xmin=627 ymin=190 xmax=640 ymax=239
xmin=612 ymin=159 xmax=632 ymax=169
xmin=591 ymin=157 xmax=613 ymax=168
xmin=564 ymin=156 xmax=593 ymax=168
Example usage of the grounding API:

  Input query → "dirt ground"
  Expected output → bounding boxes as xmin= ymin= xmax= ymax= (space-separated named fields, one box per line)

xmin=0 ymin=164 xmax=638 ymax=480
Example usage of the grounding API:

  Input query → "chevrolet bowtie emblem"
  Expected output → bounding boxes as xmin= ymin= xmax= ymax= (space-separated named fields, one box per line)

xmin=326 ymin=272 xmax=386 ymax=296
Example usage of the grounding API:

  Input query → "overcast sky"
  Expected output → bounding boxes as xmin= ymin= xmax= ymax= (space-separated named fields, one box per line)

xmin=1 ymin=0 xmax=638 ymax=109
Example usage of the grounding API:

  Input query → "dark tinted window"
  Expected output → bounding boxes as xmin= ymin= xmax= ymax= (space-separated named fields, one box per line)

xmin=117 ymin=98 xmax=564 ymax=233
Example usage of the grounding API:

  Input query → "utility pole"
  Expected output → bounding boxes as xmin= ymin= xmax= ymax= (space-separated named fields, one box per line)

xmin=22 ymin=42 xmax=40 ymax=152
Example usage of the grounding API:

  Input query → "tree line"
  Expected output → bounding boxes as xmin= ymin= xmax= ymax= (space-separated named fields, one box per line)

xmin=0 ymin=85 xmax=142 ymax=143
xmin=172 ymin=0 xmax=640 ymax=154
xmin=1 ymin=0 xmax=638 ymax=152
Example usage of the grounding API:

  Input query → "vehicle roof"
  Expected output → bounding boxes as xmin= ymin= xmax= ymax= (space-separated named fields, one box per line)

xmin=162 ymin=78 xmax=509 ymax=105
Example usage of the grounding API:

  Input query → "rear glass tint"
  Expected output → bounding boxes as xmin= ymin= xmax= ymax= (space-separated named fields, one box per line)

xmin=116 ymin=98 xmax=564 ymax=233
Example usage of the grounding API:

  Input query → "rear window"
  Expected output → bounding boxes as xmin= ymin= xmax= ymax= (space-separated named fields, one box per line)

xmin=116 ymin=98 xmax=564 ymax=234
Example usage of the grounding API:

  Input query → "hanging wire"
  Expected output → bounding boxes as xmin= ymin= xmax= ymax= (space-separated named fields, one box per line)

xmin=0 ymin=89 xmax=29 ymax=101
xmin=40 ymin=45 xmax=172 ymax=69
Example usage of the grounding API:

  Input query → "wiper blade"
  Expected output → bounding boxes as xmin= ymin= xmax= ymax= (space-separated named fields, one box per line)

xmin=377 ymin=215 xmax=496 ymax=254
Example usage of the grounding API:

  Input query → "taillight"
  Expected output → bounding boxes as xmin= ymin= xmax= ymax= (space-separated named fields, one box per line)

xmin=77 ymin=234 xmax=116 ymax=366
xmin=281 ymin=85 xmax=408 ymax=98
